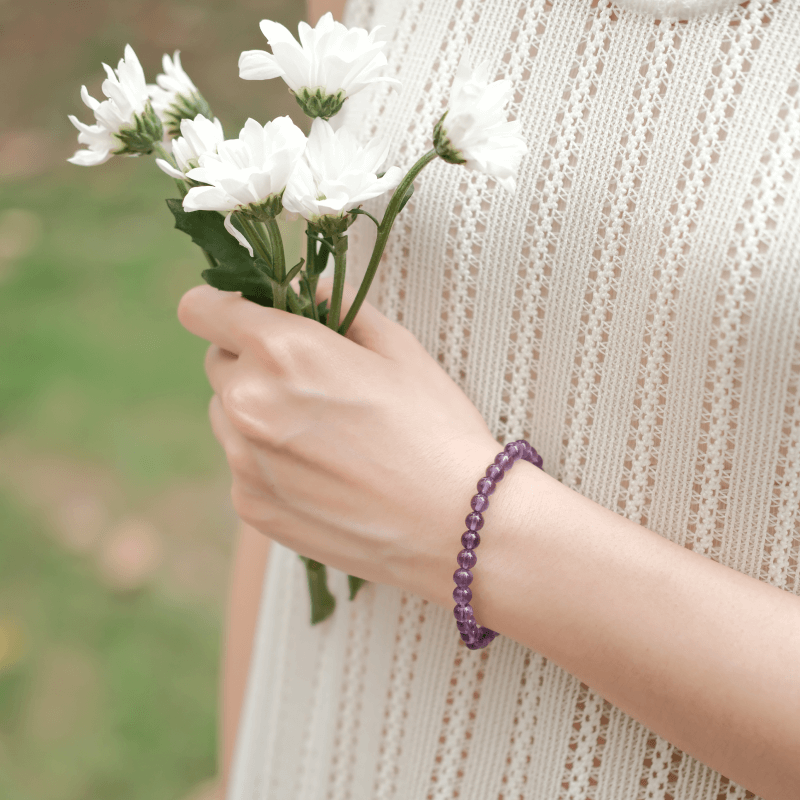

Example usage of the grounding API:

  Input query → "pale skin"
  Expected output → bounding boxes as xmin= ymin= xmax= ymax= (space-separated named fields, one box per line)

xmin=211 ymin=1 xmax=800 ymax=797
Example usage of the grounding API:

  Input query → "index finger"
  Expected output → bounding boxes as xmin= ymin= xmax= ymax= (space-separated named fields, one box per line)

xmin=177 ymin=284 xmax=273 ymax=356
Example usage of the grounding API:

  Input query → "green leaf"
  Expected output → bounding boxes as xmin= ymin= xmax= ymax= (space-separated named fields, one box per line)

xmin=398 ymin=181 xmax=415 ymax=214
xmin=348 ymin=574 xmax=367 ymax=601
xmin=200 ymin=268 xmax=273 ymax=307
xmin=281 ymin=258 xmax=305 ymax=287
xmin=166 ymin=199 xmax=257 ymax=273
xmin=299 ymin=556 xmax=336 ymax=625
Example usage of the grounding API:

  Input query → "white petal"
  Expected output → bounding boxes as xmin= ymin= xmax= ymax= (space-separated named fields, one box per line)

xmin=238 ymin=49 xmax=285 ymax=80
xmin=183 ymin=185 xmax=235 ymax=213
xmin=80 ymin=85 xmax=100 ymax=111
xmin=68 ymin=147 xmax=112 ymax=166
xmin=224 ymin=211 xmax=253 ymax=257
xmin=155 ymin=158 xmax=185 ymax=179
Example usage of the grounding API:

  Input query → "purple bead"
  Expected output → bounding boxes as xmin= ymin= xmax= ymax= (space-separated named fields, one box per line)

xmin=456 ymin=620 xmax=470 ymax=633
xmin=465 ymin=511 xmax=483 ymax=531
xmin=476 ymin=477 xmax=495 ymax=496
xmin=494 ymin=452 xmax=512 ymax=471
xmin=453 ymin=585 xmax=472 ymax=605
xmin=532 ymin=451 xmax=543 ymax=468
xmin=504 ymin=442 xmax=521 ymax=460
xmin=470 ymin=494 xmax=489 ymax=513
xmin=453 ymin=603 xmax=474 ymax=622
xmin=457 ymin=549 xmax=477 ymax=569
xmin=461 ymin=530 xmax=481 ymax=549
xmin=461 ymin=631 xmax=474 ymax=643
xmin=485 ymin=464 xmax=504 ymax=482
xmin=453 ymin=568 xmax=473 ymax=587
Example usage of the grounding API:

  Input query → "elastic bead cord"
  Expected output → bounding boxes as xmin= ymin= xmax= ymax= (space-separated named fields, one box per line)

xmin=453 ymin=439 xmax=544 ymax=650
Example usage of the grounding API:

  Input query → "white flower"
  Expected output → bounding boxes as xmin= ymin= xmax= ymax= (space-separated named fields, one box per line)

xmin=434 ymin=52 xmax=528 ymax=194
xmin=283 ymin=118 xmax=403 ymax=233
xmin=148 ymin=51 xmax=211 ymax=137
xmin=238 ymin=12 xmax=400 ymax=119
xmin=68 ymin=44 xmax=156 ymax=166
xmin=155 ymin=114 xmax=225 ymax=180
xmin=183 ymin=116 xmax=307 ymax=255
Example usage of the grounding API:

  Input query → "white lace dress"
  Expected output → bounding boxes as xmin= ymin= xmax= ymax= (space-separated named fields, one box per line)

xmin=228 ymin=1 xmax=800 ymax=797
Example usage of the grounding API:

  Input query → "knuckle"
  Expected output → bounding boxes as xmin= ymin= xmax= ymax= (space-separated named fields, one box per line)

xmin=225 ymin=441 xmax=253 ymax=477
xmin=220 ymin=380 xmax=273 ymax=442
xmin=230 ymin=481 xmax=253 ymax=521
xmin=220 ymin=381 xmax=255 ymax=431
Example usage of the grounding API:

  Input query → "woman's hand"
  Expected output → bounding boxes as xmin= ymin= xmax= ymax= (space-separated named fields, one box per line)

xmin=176 ymin=276 xmax=501 ymax=602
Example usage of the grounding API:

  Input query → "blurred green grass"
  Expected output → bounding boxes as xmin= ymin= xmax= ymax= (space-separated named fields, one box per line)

xmin=0 ymin=1 xmax=304 ymax=797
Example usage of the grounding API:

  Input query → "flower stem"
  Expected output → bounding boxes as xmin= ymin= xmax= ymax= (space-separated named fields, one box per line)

xmin=239 ymin=216 xmax=272 ymax=267
xmin=327 ymin=232 xmax=348 ymax=332
xmin=337 ymin=149 xmax=438 ymax=337
xmin=304 ymin=229 xmax=321 ymax=321
xmin=264 ymin=217 xmax=287 ymax=311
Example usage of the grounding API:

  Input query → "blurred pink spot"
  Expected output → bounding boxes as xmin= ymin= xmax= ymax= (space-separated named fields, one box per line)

xmin=97 ymin=518 xmax=163 ymax=591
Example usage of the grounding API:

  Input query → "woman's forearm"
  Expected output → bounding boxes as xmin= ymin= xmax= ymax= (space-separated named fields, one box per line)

xmin=220 ymin=520 xmax=271 ymax=793
xmin=426 ymin=458 xmax=800 ymax=800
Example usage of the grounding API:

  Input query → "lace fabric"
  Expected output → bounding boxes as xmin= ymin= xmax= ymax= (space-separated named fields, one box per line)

xmin=228 ymin=1 xmax=800 ymax=798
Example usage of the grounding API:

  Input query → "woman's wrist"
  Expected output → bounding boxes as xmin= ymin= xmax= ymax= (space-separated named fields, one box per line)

xmin=412 ymin=436 xmax=548 ymax=615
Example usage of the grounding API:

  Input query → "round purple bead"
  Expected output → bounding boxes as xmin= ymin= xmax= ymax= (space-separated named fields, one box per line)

xmin=485 ymin=464 xmax=504 ymax=482
xmin=465 ymin=511 xmax=484 ymax=531
xmin=453 ymin=568 xmax=473 ymax=586
xmin=532 ymin=451 xmax=543 ymax=468
xmin=494 ymin=452 xmax=512 ymax=471
xmin=457 ymin=548 xmax=477 ymax=569
xmin=504 ymin=442 xmax=521 ymax=460
xmin=453 ymin=585 xmax=472 ymax=605
xmin=470 ymin=493 xmax=489 ymax=513
xmin=453 ymin=603 xmax=473 ymax=622
xmin=461 ymin=530 xmax=480 ymax=549
xmin=476 ymin=477 xmax=495 ymax=496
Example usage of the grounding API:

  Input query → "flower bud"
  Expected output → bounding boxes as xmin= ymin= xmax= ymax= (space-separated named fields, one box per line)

xmin=113 ymin=101 xmax=164 ymax=156
xmin=293 ymin=87 xmax=348 ymax=121
xmin=433 ymin=111 xmax=467 ymax=165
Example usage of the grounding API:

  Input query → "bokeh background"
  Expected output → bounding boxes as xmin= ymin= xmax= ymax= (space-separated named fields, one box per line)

xmin=0 ymin=2 xmax=307 ymax=798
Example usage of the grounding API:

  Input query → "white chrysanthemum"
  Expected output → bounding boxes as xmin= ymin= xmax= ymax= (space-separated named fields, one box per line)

xmin=148 ymin=51 xmax=211 ymax=137
xmin=283 ymin=118 xmax=402 ymax=231
xmin=238 ymin=12 xmax=400 ymax=119
xmin=434 ymin=52 xmax=528 ymax=194
xmin=68 ymin=44 xmax=153 ymax=166
xmin=183 ymin=116 xmax=307 ymax=254
xmin=155 ymin=114 xmax=225 ymax=180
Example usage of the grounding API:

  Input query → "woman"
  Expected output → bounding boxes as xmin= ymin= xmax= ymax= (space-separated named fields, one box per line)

xmin=178 ymin=0 xmax=800 ymax=797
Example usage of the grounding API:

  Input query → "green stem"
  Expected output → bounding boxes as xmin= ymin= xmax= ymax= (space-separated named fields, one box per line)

xmin=285 ymin=284 xmax=305 ymax=315
xmin=264 ymin=217 xmax=287 ymax=311
xmin=238 ymin=216 xmax=272 ymax=267
xmin=327 ymin=233 xmax=348 ymax=332
xmin=337 ymin=149 xmax=438 ymax=337
xmin=305 ymin=230 xmax=320 ymax=321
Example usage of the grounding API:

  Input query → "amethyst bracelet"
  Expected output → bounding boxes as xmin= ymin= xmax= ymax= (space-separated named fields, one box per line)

xmin=453 ymin=439 xmax=544 ymax=650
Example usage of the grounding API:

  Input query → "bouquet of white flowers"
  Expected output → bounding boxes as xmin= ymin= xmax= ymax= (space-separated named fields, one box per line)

xmin=68 ymin=12 xmax=527 ymax=624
